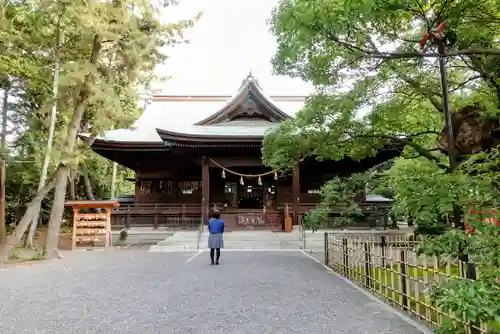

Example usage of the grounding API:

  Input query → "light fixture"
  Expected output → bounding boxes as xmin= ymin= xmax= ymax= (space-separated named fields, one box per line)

xmin=222 ymin=169 xmax=226 ymax=179
xmin=274 ymin=172 xmax=278 ymax=180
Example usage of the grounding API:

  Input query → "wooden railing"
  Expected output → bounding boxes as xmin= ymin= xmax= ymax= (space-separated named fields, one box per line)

xmin=113 ymin=203 xmax=201 ymax=215
xmin=111 ymin=203 xmax=201 ymax=230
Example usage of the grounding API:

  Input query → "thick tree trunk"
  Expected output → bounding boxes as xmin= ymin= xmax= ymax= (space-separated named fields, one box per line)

xmin=68 ymin=169 xmax=76 ymax=200
xmin=44 ymin=34 xmax=102 ymax=259
xmin=44 ymin=166 xmax=68 ymax=258
xmin=0 ymin=176 xmax=56 ymax=262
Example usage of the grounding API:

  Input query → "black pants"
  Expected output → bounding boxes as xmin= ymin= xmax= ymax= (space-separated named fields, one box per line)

xmin=210 ymin=248 xmax=220 ymax=264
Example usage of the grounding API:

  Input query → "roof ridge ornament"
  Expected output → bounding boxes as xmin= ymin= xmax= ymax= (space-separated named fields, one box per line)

xmin=247 ymin=69 xmax=254 ymax=80
xmin=240 ymin=69 xmax=260 ymax=88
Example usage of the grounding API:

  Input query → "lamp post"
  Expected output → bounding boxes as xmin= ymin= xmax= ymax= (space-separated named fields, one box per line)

xmin=432 ymin=27 xmax=479 ymax=334
xmin=436 ymin=40 xmax=458 ymax=172
xmin=420 ymin=23 xmax=458 ymax=172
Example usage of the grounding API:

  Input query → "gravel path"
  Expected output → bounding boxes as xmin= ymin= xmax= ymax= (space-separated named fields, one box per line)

xmin=0 ymin=249 xmax=427 ymax=334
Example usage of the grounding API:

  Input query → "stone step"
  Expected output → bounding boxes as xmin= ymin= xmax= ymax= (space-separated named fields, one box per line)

xmin=149 ymin=245 xmax=199 ymax=252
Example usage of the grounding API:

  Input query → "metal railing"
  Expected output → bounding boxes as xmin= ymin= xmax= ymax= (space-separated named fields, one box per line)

xmin=324 ymin=233 xmax=492 ymax=334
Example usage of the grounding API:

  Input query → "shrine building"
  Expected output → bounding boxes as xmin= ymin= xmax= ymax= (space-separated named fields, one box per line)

xmin=89 ymin=75 xmax=402 ymax=231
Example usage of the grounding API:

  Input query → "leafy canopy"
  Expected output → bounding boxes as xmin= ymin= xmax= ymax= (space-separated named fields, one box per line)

xmin=264 ymin=0 xmax=500 ymax=173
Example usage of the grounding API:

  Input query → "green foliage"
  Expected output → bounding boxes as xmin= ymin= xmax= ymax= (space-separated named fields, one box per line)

xmin=0 ymin=0 xmax=198 ymax=231
xmin=265 ymin=0 xmax=500 ymax=174
xmin=303 ymin=173 xmax=368 ymax=231
xmin=119 ymin=228 xmax=128 ymax=241
xmin=387 ymin=147 xmax=500 ymax=229
xmin=419 ymin=222 xmax=500 ymax=332
xmin=267 ymin=1 xmax=500 ymax=331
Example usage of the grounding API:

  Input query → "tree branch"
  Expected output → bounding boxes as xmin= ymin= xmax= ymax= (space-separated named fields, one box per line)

xmin=350 ymin=132 xmax=450 ymax=170
xmin=361 ymin=48 xmax=500 ymax=59
xmin=411 ymin=130 xmax=441 ymax=136
xmin=324 ymin=28 xmax=500 ymax=59
xmin=448 ymin=75 xmax=482 ymax=92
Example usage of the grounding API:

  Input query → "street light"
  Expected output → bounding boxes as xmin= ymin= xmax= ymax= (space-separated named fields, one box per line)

xmin=425 ymin=25 xmax=479 ymax=333
xmin=420 ymin=23 xmax=458 ymax=172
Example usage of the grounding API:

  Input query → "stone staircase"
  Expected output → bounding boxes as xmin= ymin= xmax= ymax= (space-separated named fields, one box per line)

xmin=149 ymin=231 xmax=200 ymax=252
xmin=149 ymin=228 xmax=303 ymax=252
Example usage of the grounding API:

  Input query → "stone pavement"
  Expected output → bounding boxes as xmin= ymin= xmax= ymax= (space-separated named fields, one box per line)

xmin=149 ymin=230 xmax=304 ymax=252
xmin=0 ymin=249 xmax=429 ymax=334
xmin=148 ymin=228 xmax=414 ymax=252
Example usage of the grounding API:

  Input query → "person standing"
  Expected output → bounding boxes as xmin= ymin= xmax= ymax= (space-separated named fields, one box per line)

xmin=207 ymin=210 xmax=224 ymax=265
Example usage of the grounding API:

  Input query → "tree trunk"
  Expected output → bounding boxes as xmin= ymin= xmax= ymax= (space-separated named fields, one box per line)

xmin=68 ymin=169 xmax=76 ymax=200
xmin=26 ymin=26 xmax=61 ymax=248
xmin=0 ymin=160 xmax=5 ymax=245
xmin=82 ymin=166 xmax=96 ymax=200
xmin=44 ymin=166 xmax=68 ymax=258
xmin=44 ymin=34 xmax=102 ymax=259
xmin=0 ymin=85 xmax=9 ymax=245
xmin=0 ymin=175 xmax=56 ymax=262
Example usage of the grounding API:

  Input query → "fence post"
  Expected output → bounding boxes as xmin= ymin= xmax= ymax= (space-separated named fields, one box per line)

xmin=324 ymin=232 xmax=328 ymax=266
xmin=364 ymin=242 xmax=372 ymax=289
xmin=381 ymin=235 xmax=387 ymax=267
xmin=342 ymin=238 xmax=348 ymax=276
xmin=153 ymin=204 xmax=158 ymax=230
xmin=464 ymin=262 xmax=481 ymax=334
xmin=126 ymin=206 xmax=131 ymax=229
xmin=399 ymin=249 xmax=409 ymax=311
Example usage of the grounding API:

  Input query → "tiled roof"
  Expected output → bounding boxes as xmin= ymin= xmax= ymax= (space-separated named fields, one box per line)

xmin=365 ymin=194 xmax=393 ymax=202
xmin=159 ymin=121 xmax=279 ymax=138
xmin=95 ymin=76 xmax=307 ymax=144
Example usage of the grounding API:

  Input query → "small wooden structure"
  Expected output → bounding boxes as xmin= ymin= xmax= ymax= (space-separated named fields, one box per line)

xmin=64 ymin=200 xmax=119 ymax=250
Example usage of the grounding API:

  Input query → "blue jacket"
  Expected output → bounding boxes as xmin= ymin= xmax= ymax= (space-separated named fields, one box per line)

xmin=208 ymin=218 xmax=224 ymax=234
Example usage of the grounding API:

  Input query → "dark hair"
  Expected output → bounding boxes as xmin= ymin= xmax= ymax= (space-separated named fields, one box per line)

xmin=210 ymin=210 xmax=221 ymax=219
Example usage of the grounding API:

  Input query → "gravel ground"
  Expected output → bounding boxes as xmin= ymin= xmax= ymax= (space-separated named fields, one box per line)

xmin=0 ymin=249 xmax=427 ymax=334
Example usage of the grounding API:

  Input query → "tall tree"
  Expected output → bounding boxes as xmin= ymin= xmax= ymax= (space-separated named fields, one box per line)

xmin=0 ymin=84 xmax=8 ymax=244
xmin=26 ymin=11 xmax=62 ymax=248
xmin=264 ymin=0 xmax=500 ymax=173
xmin=0 ymin=0 xmax=198 ymax=260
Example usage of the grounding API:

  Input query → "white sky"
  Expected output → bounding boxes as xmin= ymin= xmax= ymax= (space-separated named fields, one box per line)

xmin=155 ymin=0 xmax=314 ymax=96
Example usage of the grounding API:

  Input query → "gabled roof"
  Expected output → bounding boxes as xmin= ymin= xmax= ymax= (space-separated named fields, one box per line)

xmin=92 ymin=75 xmax=307 ymax=146
xmin=195 ymin=74 xmax=292 ymax=125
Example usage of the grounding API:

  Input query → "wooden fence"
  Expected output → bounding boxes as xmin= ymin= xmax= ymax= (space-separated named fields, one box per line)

xmin=111 ymin=203 xmax=201 ymax=230
xmin=324 ymin=233 xmax=494 ymax=334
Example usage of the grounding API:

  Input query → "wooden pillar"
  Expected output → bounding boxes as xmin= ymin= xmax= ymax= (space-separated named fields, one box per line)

xmin=202 ymin=156 xmax=210 ymax=224
xmin=292 ymin=163 xmax=300 ymax=226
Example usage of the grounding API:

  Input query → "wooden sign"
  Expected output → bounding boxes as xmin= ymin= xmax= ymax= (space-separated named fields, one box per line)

xmin=64 ymin=200 xmax=119 ymax=250
xmin=236 ymin=214 xmax=266 ymax=226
